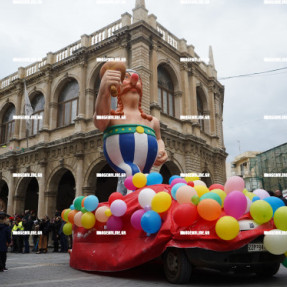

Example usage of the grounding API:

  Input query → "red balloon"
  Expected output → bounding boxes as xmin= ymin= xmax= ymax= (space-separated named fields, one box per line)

xmin=187 ymin=181 xmax=194 ymax=187
xmin=209 ymin=184 xmax=224 ymax=191
xmin=173 ymin=203 xmax=198 ymax=227
xmin=108 ymin=192 xmax=124 ymax=205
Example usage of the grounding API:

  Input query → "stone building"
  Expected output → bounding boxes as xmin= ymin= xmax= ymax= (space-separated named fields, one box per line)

xmin=0 ymin=0 xmax=227 ymax=218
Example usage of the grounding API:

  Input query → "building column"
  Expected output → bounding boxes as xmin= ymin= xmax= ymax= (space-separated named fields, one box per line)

xmin=44 ymin=190 xmax=57 ymax=219
xmin=78 ymin=61 xmax=87 ymax=119
xmin=208 ymin=86 xmax=216 ymax=135
xmin=7 ymin=169 xmax=16 ymax=215
xmin=75 ymin=153 xmax=84 ymax=197
xmin=37 ymin=161 xmax=47 ymax=219
xmin=13 ymin=88 xmax=22 ymax=140
xmin=43 ymin=76 xmax=52 ymax=130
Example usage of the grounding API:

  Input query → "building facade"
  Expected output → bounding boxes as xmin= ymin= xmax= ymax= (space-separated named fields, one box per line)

xmin=0 ymin=0 xmax=227 ymax=218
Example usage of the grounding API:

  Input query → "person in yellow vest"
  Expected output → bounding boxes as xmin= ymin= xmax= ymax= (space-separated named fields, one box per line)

xmin=11 ymin=216 xmax=24 ymax=253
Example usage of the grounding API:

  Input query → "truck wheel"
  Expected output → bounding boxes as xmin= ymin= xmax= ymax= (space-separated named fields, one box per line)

xmin=255 ymin=263 xmax=281 ymax=277
xmin=163 ymin=248 xmax=192 ymax=284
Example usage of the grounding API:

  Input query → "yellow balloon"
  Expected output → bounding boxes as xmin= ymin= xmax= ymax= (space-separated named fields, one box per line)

xmin=184 ymin=173 xmax=200 ymax=182
xmin=215 ymin=216 xmax=240 ymax=240
xmin=274 ymin=206 xmax=287 ymax=231
xmin=63 ymin=208 xmax=71 ymax=222
xmin=250 ymin=200 xmax=273 ymax=224
xmin=246 ymin=192 xmax=256 ymax=200
xmin=132 ymin=172 xmax=147 ymax=188
xmin=285 ymin=251 xmax=287 ymax=257
xmin=151 ymin=192 xmax=172 ymax=213
xmin=63 ymin=222 xmax=73 ymax=235
xmin=194 ymin=185 xmax=209 ymax=198
xmin=105 ymin=208 xmax=112 ymax=217
xmin=81 ymin=212 xmax=96 ymax=229
xmin=243 ymin=188 xmax=249 ymax=195
xmin=212 ymin=189 xmax=226 ymax=207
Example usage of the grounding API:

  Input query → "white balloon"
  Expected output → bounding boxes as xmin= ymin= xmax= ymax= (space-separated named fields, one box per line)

xmin=263 ymin=229 xmax=287 ymax=255
xmin=138 ymin=188 xmax=156 ymax=208
xmin=245 ymin=196 xmax=252 ymax=213
xmin=193 ymin=180 xmax=207 ymax=187
xmin=253 ymin=189 xmax=270 ymax=199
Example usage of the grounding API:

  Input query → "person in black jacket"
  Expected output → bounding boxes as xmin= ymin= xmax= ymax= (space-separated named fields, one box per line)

xmin=51 ymin=216 xmax=61 ymax=252
xmin=36 ymin=216 xmax=50 ymax=254
xmin=22 ymin=211 xmax=33 ymax=253
xmin=275 ymin=190 xmax=287 ymax=206
xmin=0 ymin=212 xmax=11 ymax=272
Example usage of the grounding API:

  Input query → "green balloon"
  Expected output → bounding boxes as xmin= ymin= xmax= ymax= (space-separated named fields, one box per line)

xmin=74 ymin=196 xmax=85 ymax=211
xmin=81 ymin=207 xmax=88 ymax=213
xmin=282 ymin=257 xmax=287 ymax=268
xmin=191 ymin=195 xmax=200 ymax=205
xmin=63 ymin=222 xmax=73 ymax=235
xmin=200 ymin=192 xmax=222 ymax=206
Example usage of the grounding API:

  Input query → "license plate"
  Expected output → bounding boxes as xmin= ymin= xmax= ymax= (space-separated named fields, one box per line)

xmin=248 ymin=243 xmax=265 ymax=252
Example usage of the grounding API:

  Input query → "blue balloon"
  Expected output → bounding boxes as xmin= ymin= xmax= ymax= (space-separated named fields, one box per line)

xmin=252 ymin=196 xmax=260 ymax=202
xmin=171 ymin=183 xmax=186 ymax=200
xmin=84 ymin=195 xmax=99 ymax=212
xmin=141 ymin=211 xmax=162 ymax=234
xmin=169 ymin=175 xmax=181 ymax=185
xmin=70 ymin=204 xmax=75 ymax=210
xmin=147 ymin=172 xmax=163 ymax=185
xmin=264 ymin=197 xmax=285 ymax=216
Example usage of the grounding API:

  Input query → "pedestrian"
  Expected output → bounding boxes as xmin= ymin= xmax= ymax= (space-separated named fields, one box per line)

xmin=11 ymin=216 xmax=24 ymax=253
xmin=51 ymin=215 xmax=61 ymax=252
xmin=37 ymin=216 xmax=50 ymax=254
xmin=274 ymin=190 xmax=287 ymax=206
xmin=0 ymin=212 xmax=11 ymax=272
xmin=59 ymin=220 xmax=68 ymax=253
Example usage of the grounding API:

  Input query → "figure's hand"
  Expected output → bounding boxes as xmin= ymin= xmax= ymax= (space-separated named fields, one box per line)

xmin=98 ymin=70 xmax=122 ymax=97
xmin=154 ymin=149 xmax=168 ymax=166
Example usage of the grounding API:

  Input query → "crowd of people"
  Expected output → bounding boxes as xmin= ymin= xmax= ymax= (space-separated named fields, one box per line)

xmin=0 ymin=210 xmax=72 ymax=272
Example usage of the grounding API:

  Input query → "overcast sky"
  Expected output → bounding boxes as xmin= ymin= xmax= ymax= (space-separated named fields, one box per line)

xmin=0 ymin=0 xmax=286 ymax=162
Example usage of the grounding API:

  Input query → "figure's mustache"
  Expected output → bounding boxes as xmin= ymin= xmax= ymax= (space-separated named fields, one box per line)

xmin=120 ymin=84 xmax=141 ymax=96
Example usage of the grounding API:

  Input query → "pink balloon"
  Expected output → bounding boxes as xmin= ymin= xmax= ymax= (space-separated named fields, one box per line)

xmin=131 ymin=209 xmax=145 ymax=230
xmin=253 ymin=189 xmax=270 ymax=199
xmin=124 ymin=176 xmax=136 ymax=190
xmin=110 ymin=199 xmax=127 ymax=217
xmin=224 ymin=190 xmax=247 ymax=219
xmin=106 ymin=216 xmax=123 ymax=231
xmin=224 ymin=176 xmax=245 ymax=194
xmin=74 ymin=211 xmax=83 ymax=227
xmin=170 ymin=178 xmax=187 ymax=188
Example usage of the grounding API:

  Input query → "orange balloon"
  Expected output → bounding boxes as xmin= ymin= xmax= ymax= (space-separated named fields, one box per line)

xmin=197 ymin=199 xmax=221 ymax=221
xmin=81 ymin=197 xmax=87 ymax=207
xmin=68 ymin=210 xmax=78 ymax=224
xmin=61 ymin=209 xmax=67 ymax=221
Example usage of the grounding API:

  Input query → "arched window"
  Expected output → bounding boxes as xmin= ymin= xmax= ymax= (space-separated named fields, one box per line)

xmin=197 ymin=94 xmax=204 ymax=131
xmin=31 ymin=93 xmax=44 ymax=135
xmin=0 ymin=105 xmax=15 ymax=144
xmin=58 ymin=80 xmax=79 ymax=127
xmin=157 ymin=66 xmax=175 ymax=117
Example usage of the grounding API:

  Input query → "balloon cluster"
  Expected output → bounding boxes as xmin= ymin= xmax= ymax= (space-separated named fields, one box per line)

xmin=124 ymin=172 xmax=163 ymax=190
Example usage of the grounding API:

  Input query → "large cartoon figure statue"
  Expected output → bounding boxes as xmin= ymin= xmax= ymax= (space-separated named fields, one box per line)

xmin=93 ymin=62 xmax=168 ymax=192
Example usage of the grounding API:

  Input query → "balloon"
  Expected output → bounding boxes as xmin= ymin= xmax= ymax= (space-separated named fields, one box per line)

xmin=212 ymin=189 xmax=226 ymax=207
xmin=246 ymin=192 xmax=256 ymax=200
xmin=245 ymin=196 xmax=252 ymax=213
xmin=282 ymin=257 xmax=287 ymax=268
xmin=130 ymin=209 xmax=145 ymax=230
xmin=215 ymin=216 xmax=240 ymax=240
xmin=193 ymin=180 xmax=207 ymax=187
xmin=252 ymin=196 xmax=260 ymax=202
xmin=264 ymin=229 xmax=287 ymax=255
xmin=108 ymin=192 xmax=124 ymax=205
xmin=73 ymin=196 xmax=85 ymax=211
xmin=124 ymin=176 xmax=136 ymax=190
xmin=138 ymin=188 xmax=156 ymax=208
xmin=224 ymin=176 xmax=244 ymax=194
xmin=264 ymin=197 xmax=285 ymax=216
xmin=224 ymin=191 xmax=247 ymax=219
xmin=70 ymin=204 xmax=75 ymax=210
xmin=81 ymin=212 xmax=96 ymax=229
xmin=200 ymin=192 xmax=222 ymax=206
xmin=95 ymin=206 xmax=109 ymax=223
xmin=107 ymin=216 xmax=123 ymax=231
xmin=171 ymin=183 xmax=186 ymax=200
xmin=105 ymin=208 xmax=112 ymax=217
xmin=62 ymin=209 xmax=71 ymax=222
xmin=253 ymin=189 xmax=270 ymax=200
xmin=110 ymin=199 xmax=127 ymax=217
xmin=209 ymin=184 xmax=224 ymax=191
xmin=170 ymin=178 xmax=187 ymax=188
xmin=194 ymin=185 xmax=209 ymax=198
xmin=176 ymin=185 xmax=197 ymax=204
xmin=184 ymin=174 xmax=199 ymax=182
xmin=81 ymin=196 xmax=86 ymax=208
xmin=132 ymin=172 xmax=147 ymax=188
xmin=169 ymin=175 xmax=181 ymax=184
xmin=147 ymin=172 xmax=163 ymax=185
xmin=191 ymin=195 xmax=200 ymax=205
xmin=74 ymin=211 xmax=83 ymax=227
xmin=84 ymin=195 xmax=99 ymax=212
xmin=141 ymin=210 xmax=162 ymax=234
xmin=250 ymin=200 xmax=273 ymax=224
xmin=173 ymin=203 xmax=198 ymax=227
xmin=187 ymin=181 xmax=195 ymax=187
xmin=274 ymin=206 xmax=287 ymax=231
xmin=197 ymin=199 xmax=221 ymax=221
xmin=63 ymin=223 xmax=73 ymax=235
xmin=67 ymin=210 xmax=78 ymax=224
xmin=81 ymin=207 xmax=88 ymax=213
xmin=151 ymin=192 xmax=172 ymax=213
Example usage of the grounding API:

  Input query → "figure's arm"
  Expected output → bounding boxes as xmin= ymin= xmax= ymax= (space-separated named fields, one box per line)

xmin=153 ymin=117 xmax=168 ymax=166
xmin=93 ymin=70 xmax=121 ymax=132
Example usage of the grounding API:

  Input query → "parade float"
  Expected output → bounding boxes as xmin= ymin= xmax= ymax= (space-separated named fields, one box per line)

xmin=61 ymin=62 xmax=287 ymax=284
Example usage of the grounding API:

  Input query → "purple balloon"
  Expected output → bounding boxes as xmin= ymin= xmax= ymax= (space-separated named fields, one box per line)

xmin=170 ymin=178 xmax=186 ymax=188
xmin=131 ymin=209 xmax=145 ymax=230
xmin=110 ymin=199 xmax=127 ymax=217
xmin=224 ymin=190 xmax=247 ymax=219
xmin=124 ymin=176 xmax=136 ymax=190
xmin=107 ymin=216 xmax=123 ymax=231
xmin=253 ymin=189 xmax=270 ymax=200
